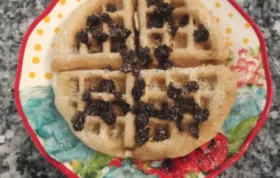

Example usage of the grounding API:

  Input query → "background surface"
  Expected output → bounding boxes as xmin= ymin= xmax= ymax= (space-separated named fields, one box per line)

xmin=0 ymin=0 xmax=279 ymax=177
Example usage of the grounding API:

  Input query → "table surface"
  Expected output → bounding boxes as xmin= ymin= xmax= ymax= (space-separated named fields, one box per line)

xmin=0 ymin=0 xmax=279 ymax=177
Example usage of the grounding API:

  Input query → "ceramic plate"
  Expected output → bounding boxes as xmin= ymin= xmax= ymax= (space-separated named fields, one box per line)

xmin=14 ymin=0 xmax=273 ymax=177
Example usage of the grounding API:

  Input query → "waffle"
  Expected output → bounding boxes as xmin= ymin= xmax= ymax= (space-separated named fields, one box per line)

xmin=52 ymin=0 xmax=228 ymax=72
xmin=52 ymin=0 xmax=136 ymax=72
xmin=53 ymin=65 xmax=237 ymax=160
xmin=137 ymin=0 xmax=229 ymax=67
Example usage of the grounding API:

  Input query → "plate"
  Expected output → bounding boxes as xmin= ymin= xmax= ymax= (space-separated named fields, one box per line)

xmin=14 ymin=0 xmax=273 ymax=177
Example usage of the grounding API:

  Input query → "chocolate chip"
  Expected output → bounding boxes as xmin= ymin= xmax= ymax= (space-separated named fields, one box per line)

xmin=138 ymin=47 xmax=152 ymax=67
xmin=160 ymin=102 xmax=169 ymax=114
xmin=131 ymin=102 xmax=159 ymax=118
xmin=85 ymin=102 xmax=98 ymax=116
xmin=120 ymin=49 xmax=134 ymax=71
xmin=87 ymin=15 xmax=101 ymax=28
xmin=172 ymin=106 xmax=185 ymax=131
xmin=123 ymin=28 xmax=132 ymax=39
xmin=111 ymin=39 xmax=127 ymax=53
xmin=122 ymin=102 xmax=131 ymax=114
xmin=76 ymin=29 xmax=88 ymax=44
xmin=159 ymin=104 xmax=184 ymax=131
xmin=85 ymin=100 xmax=110 ymax=116
xmin=185 ymin=81 xmax=199 ymax=92
xmin=175 ymin=96 xmax=198 ymax=114
xmin=160 ymin=105 xmax=183 ymax=131
xmin=148 ymin=3 xmax=174 ymax=28
xmin=131 ymin=102 xmax=147 ymax=114
xmin=168 ymin=17 xmax=178 ymax=36
xmin=162 ymin=159 xmax=174 ymax=171
xmin=113 ymin=98 xmax=130 ymax=114
xmin=132 ymin=67 xmax=141 ymax=77
xmin=162 ymin=61 xmax=173 ymax=70
xmin=193 ymin=107 xmax=209 ymax=123
xmin=131 ymin=102 xmax=142 ymax=114
xmin=154 ymin=45 xmax=173 ymax=69
xmin=136 ymin=128 xmax=150 ymax=146
xmin=71 ymin=112 xmax=86 ymax=131
xmin=120 ymin=49 xmax=138 ymax=73
xmin=132 ymin=78 xmax=146 ymax=101
xmin=155 ymin=3 xmax=174 ymax=18
xmin=148 ymin=13 xmax=165 ymax=28
xmin=101 ymin=111 xmax=116 ymax=125
xmin=82 ymin=91 xmax=92 ymax=102
xmin=167 ymin=83 xmax=182 ymax=99
xmin=143 ymin=103 xmax=159 ymax=117
xmin=147 ymin=0 xmax=161 ymax=7
xmin=100 ymin=13 xmax=113 ymax=24
xmin=97 ymin=79 xmax=117 ymax=93
xmin=120 ymin=61 xmax=133 ymax=73
xmin=109 ymin=23 xmax=131 ymax=53
xmin=91 ymin=30 xmax=108 ymax=43
xmin=189 ymin=123 xmax=199 ymax=139
xmin=106 ymin=3 xmax=117 ymax=12
xmin=159 ymin=103 xmax=176 ymax=120
xmin=179 ymin=15 xmax=190 ymax=27
xmin=114 ymin=92 xmax=122 ymax=100
xmin=109 ymin=23 xmax=131 ymax=39
xmin=135 ymin=113 xmax=149 ymax=128
xmin=154 ymin=128 xmax=169 ymax=141
xmin=193 ymin=24 xmax=209 ymax=43
xmin=120 ymin=48 xmax=134 ymax=59
xmin=152 ymin=33 xmax=162 ymax=42
xmin=175 ymin=116 xmax=184 ymax=131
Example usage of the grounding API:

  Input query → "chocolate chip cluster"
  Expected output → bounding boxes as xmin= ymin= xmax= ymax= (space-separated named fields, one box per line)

xmin=71 ymin=79 xmax=130 ymax=130
xmin=76 ymin=6 xmax=131 ymax=53
xmin=131 ymin=77 xmax=209 ymax=145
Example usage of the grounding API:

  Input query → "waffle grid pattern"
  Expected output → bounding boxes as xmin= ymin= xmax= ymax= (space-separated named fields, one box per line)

xmin=53 ymin=0 xmax=236 ymax=160
xmin=137 ymin=0 xmax=228 ymax=67
xmin=54 ymin=65 xmax=236 ymax=160
xmin=78 ymin=0 xmax=134 ymax=54
xmin=52 ymin=0 xmax=135 ymax=71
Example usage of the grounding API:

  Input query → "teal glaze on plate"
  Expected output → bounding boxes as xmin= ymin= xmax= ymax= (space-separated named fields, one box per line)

xmin=150 ymin=161 xmax=162 ymax=168
xmin=20 ymin=86 xmax=94 ymax=163
xmin=222 ymin=85 xmax=266 ymax=132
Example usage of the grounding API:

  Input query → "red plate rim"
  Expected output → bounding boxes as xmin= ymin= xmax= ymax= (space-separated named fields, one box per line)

xmin=14 ymin=0 xmax=273 ymax=178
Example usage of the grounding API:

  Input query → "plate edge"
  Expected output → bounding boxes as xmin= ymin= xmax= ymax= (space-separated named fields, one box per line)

xmin=13 ymin=0 xmax=273 ymax=178
xmin=207 ymin=0 xmax=273 ymax=177
xmin=14 ymin=0 xmax=79 ymax=177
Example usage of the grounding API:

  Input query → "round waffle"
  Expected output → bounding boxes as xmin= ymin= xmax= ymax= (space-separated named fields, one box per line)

xmin=52 ymin=0 xmax=237 ymax=160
